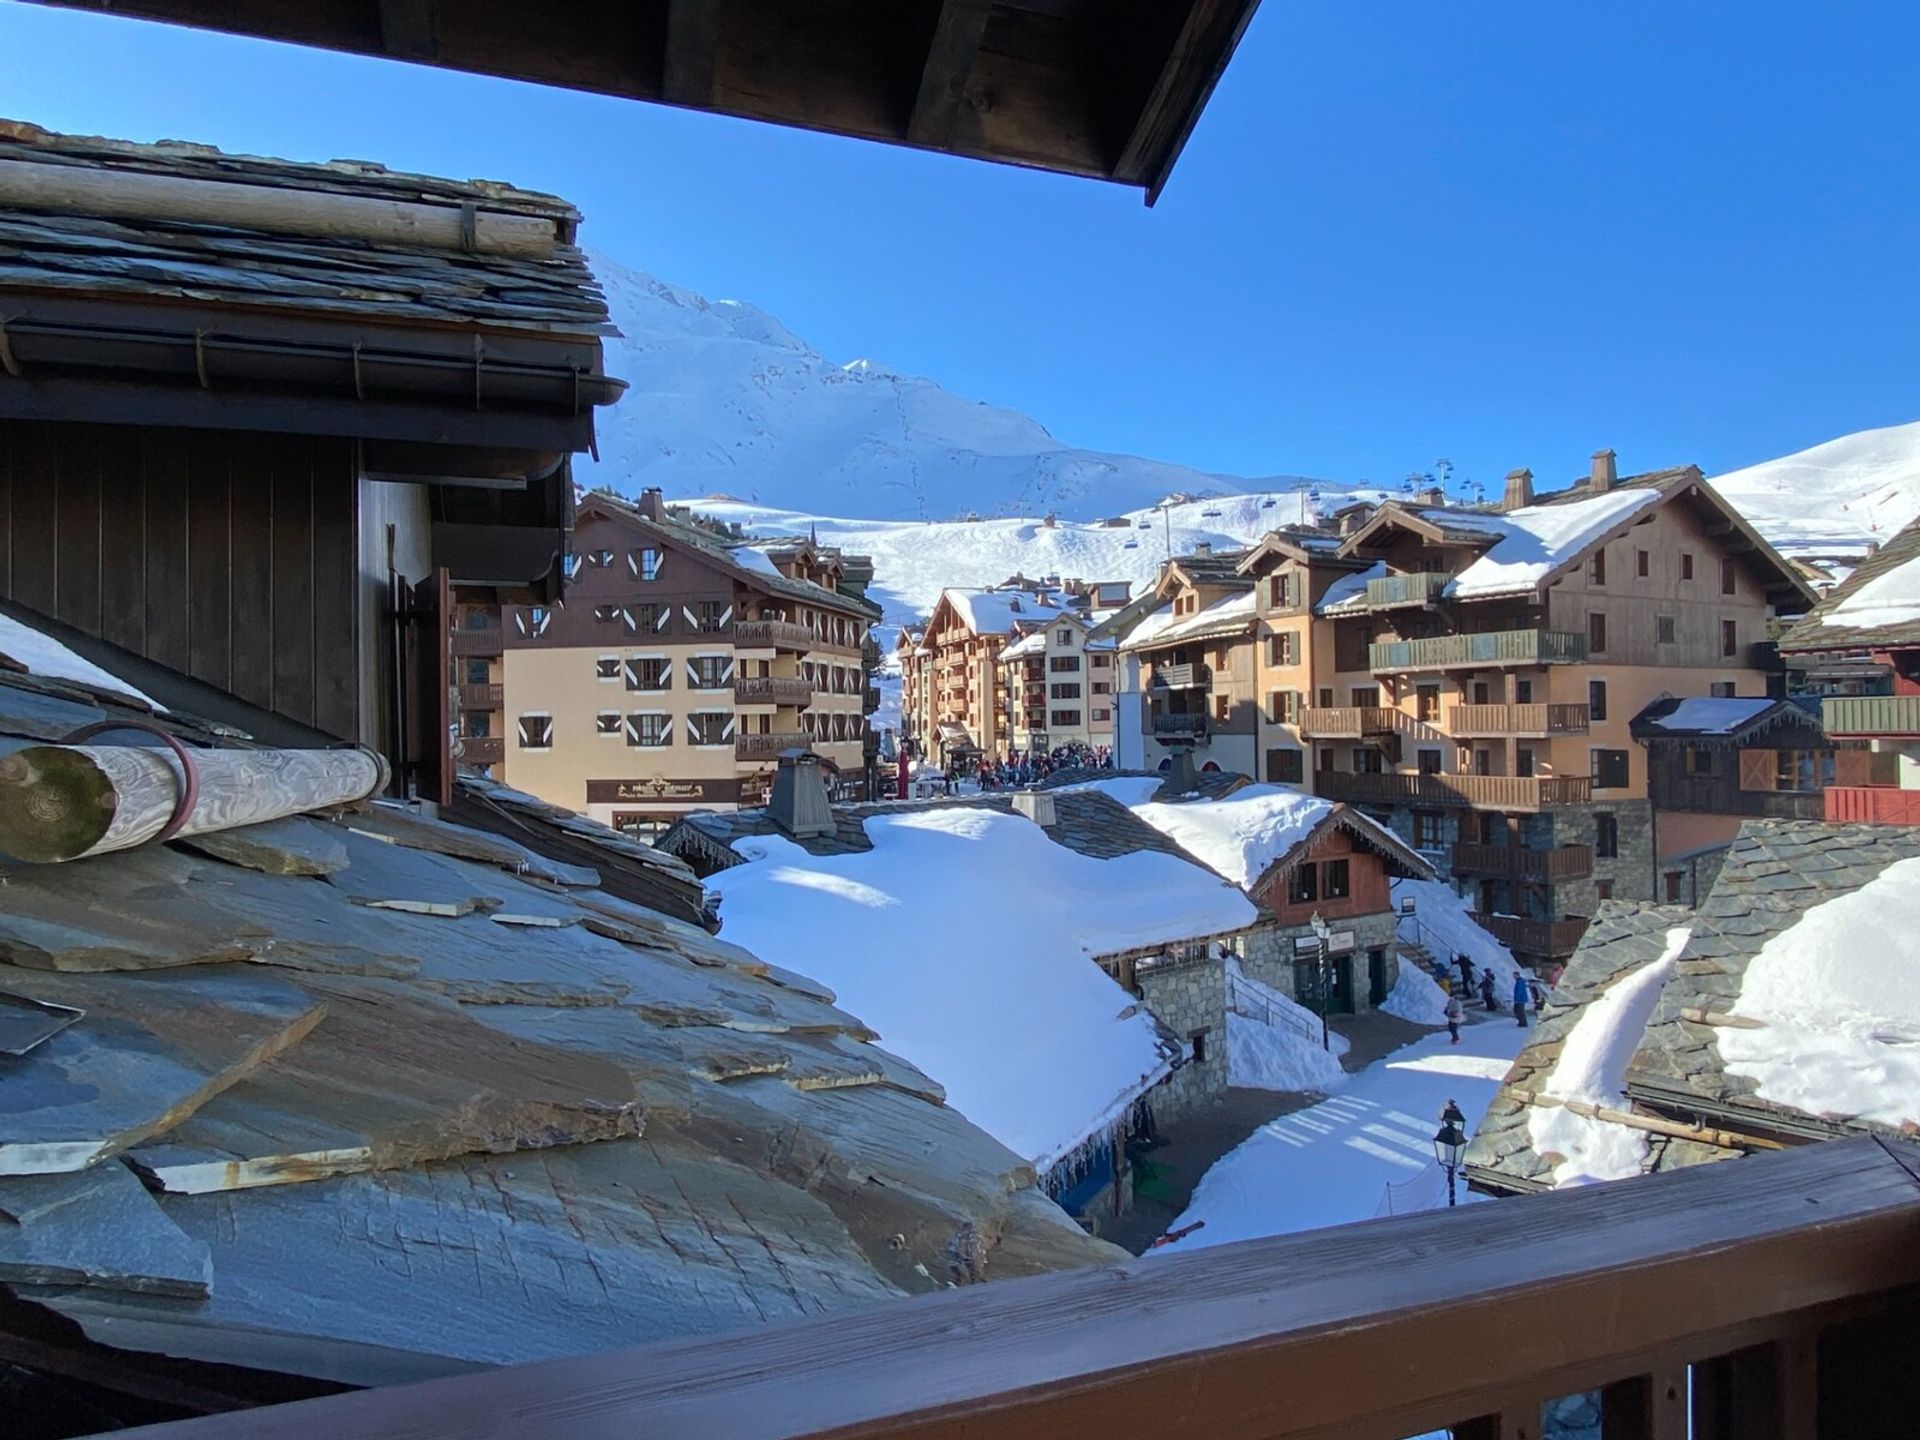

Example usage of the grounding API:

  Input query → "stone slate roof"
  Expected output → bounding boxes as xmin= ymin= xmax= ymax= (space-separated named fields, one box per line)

xmin=0 ymin=119 xmax=612 ymax=336
xmin=0 ymin=655 xmax=1115 ymax=1389
xmin=1628 ymin=696 xmax=1823 ymax=742
xmin=1777 ymin=514 xmax=1920 ymax=652
xmin=1468 ymin=820 xmax=1920 ymax=1196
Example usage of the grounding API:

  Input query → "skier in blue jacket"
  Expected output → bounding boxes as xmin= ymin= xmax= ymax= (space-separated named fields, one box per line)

xmin=1512 ymin=970 xmax=1532 ymax=1027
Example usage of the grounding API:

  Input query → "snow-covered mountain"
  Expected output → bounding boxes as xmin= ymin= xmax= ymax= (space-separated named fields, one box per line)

xmin=1708 ymin=420 xmax=1920 ymax=570
xmin=581 ymin=252 xmax=1341 ymax=522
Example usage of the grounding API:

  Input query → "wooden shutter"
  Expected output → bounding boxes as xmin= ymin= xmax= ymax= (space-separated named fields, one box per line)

xmin=1739 ymin=749 xmax=1776 ymax=792
xmin=1834 ymin=749 xmax=1870 ymax=788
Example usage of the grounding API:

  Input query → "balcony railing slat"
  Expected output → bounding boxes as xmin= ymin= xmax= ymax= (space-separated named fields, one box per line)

xmin=1315 ymin=771 xmax=1591 ymax=810
xmin=133 ymin=1138 xmax=1920 ymax=1440
xmin=1823 ymin=694 xmax=1920 ymax=738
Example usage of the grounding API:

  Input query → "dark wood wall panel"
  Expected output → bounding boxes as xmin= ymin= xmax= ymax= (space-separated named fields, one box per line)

xmin=0 ymin=419 xmax=359 ymax=740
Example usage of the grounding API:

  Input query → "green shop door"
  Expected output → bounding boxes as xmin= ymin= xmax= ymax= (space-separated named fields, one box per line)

xmin=1367 ymin=948 xmax=1389 ymax=1007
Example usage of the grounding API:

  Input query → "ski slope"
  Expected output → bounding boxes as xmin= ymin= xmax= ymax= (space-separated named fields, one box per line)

xmin=1709 ymin=419 xmax=1920 ymax=569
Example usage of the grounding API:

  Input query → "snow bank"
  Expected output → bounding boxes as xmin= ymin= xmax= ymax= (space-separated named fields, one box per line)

xmin=1719 ymin=857 xmax=1920 ymax=1129
xmin=708 ymin=806 xmax=1257 ymax=1169
xmin=0 ymin=611 xmax=160 ymax=708
xmin=1392 ymin=878 xmax=1521 ymax=993
xmin=1527 ymin=928 xmax=1689 ymax=1187
xmin=1822 ymin=551 xmax=1920 ymax=631
xmin=1380 ymin=962 xmax=1452 ymax=1026
xmin=1227 ymin=960 xmax=1348 ymax=1092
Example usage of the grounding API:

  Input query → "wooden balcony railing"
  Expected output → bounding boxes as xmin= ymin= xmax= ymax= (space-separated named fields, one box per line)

xmin=1150 ymin=662 xmax=1211 ymax=690
xmin=456 ymin=735 xmax=503 ymax=766
xmin=1825 ymin=785 xmax=1920 ymax=825
xmin=1451 ymin=840 xmax=1593 ymax=882
xmin=1470 ymin=910 xmax=1590 ymax=957
xmin=1370 ymin=629 xmax=1587 ymax=673
xmin=1823 ymin=694 xmax=1920 ymax=739
xmin=1448 ymin=703 xmax=1589 ymax=736
xmin=449 ymin=628 xmax=503 ymax=658
xmin=456 ymin=682 xmax=503 ymax=710
xmin=139 ymin=1137 xmax=1920 ymax=1440
xmin=735 ymin=675 xmax=815 ymax=706
xmin=1315 ymin=771 xmax=1592 ymax=811
xmin=1149 ymin=712 xmax=1209 ymax=739
xmin=1298 ymin=706 xmax=1407 ymax=738
xmin=733 ymin=619 xmax=813 ymax=651
xmin=1363 ymin=570 xmax=1449 ymax=609
xmin=736 ymin=731 xmax=812 ymax=760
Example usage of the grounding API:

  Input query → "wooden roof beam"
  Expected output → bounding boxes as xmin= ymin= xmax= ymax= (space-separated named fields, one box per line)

xmin=377 ymin=0 xmax=439 ymax=61
xmin=907 ymin=0 xmax=994 ymax=149
xmin=663 ymin=0 xmax=723 ymax=107
xmin=1112 ymin=0 xmax=1260 ymax=203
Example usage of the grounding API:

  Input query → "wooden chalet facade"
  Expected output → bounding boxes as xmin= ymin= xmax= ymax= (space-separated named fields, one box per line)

xmin=0 ymin=121 xmax=622 ymax=803
xmin=473 ymin=489 xmax=882 ymax=835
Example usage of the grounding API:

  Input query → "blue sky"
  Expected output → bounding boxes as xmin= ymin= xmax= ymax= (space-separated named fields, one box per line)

xmin=0 ymin=1 xmax=1913 ymax=495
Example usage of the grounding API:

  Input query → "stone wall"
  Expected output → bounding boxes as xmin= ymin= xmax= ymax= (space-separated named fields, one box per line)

xmin=1552 ymin=799 xmax=1654 ymax=912
xmin=1135 ymin=953 xmax=1227 ymax=1124
xmin=1239 ymin=911 xmax=1400 ymax=1014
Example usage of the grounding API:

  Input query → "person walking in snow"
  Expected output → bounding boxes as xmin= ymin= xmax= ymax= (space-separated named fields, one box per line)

xmin=1444 ymin=993 xmax=1463 ymax=1046
xmin=1455 ymin=953 xmax=1474 ymax=992
xmin=1513 ymin=971 xmax=1532 ymax=1027
xmin=1478 ymin=967 xmax=1498 ymax=1012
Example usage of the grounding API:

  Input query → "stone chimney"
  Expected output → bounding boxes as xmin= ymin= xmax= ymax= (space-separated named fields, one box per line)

xmin=1501 ymin=468 xmax=1534 ymax=512
xmin=1191 ymin=541 xmax=1212 ymax=557
xmin=1011 ymin=788 xmax=1056 ymax=828
xmin=637 ymin=487 xmax=666 ymax=521
xmin=769 ymin=749 xmax=833 ymax=838
xmin=1590 ymin=449 xmax=1617 ymax=493
xmin=1163 ymin=743 xmax=1198 ymax=794
xmin=1414 ymin=486 xmax=1446 ymax=507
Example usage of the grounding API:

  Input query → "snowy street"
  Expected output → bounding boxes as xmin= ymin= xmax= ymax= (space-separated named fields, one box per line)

xmin=1157 ymin=1013 xmax=1529 ymax=1251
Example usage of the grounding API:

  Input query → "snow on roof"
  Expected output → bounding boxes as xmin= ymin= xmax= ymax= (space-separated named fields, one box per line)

xmin=943 ymin=587 xmax=1059 ymax=635
xmin=1526 ymin=927 xmax=1689 ymax=1187
xmin=1820 ymin=549 xmax=1920 ymax=630
xmin=705 ymin=806 xmax=1256 ymax=1170
xmin=1718 ymin=855 xmax=1920 ymax=1129
xmin=1086 ymin=779 xmax=1332 ymax=890
xmin=1642 ymin=698 xmax=1778 ymax=735
xmin=1314 ymin=561 xmax=1386 ymax=615
xmin=0 ymin=611 xmax=161 ymax=709
xmin=1390 ymin=490 xmax=1661 ymax=599
xmin=1119 ymin=589 xmax=1256 ymax=650
xmin=728 ymin=545 xmax=786 ymax=579
xmin=998 ymin=631 xmax=1047 ymax=661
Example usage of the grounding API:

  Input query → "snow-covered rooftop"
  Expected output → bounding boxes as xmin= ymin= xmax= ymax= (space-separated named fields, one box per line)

xmin=1641 ymin=698 xmax=1778 ymax=735
xmin=705 ymin=806 xmax=1257 ymax=1170
xmin=943 ymin=587 xmax=1061 ymax=635
xmin=998 ymin=631 xmax=1047 ymax=661
xmin=727 ymin=545 xmax=786 ymax=580
xmin=1119 ymin=589 xmax=1257 ymax=650
xmin=1820 ymin=549 xmax=1920 ymax=631
xmin=1426 ymin=490 xmax=1662 ymax=598
xmin=0 ymin=611 xmax=160 ymax=708
xmin=1314 ymin=561 xmax=1386 ymax=615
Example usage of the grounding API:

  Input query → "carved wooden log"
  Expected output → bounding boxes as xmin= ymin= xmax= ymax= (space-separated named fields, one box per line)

xmin=0 ymin=744 xmax=389 ymax=863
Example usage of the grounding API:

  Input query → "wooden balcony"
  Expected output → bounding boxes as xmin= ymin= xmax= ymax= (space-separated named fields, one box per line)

xmin=1448 ymin=703 xmax=1590 ymax=736
xmin=1369 ymin=629 xmax=1586 ymax=673
xmin=1825 ymin=785 xmax=1920 ymax=825
xmin=733 ymin=619 xmax=812 ymax=652
xmin=1451 ymin=840 xmax=1593 ymax=882
xmin=143 ymin=1137 xmax=1920 ymax=1440
xmin=1363 ymin=570 xmax=1449 ymax=609
xmin=449 ymin=628 xmax=503 ymax=658
xmin=1315 ymin=771 xmax=1592 ymax=811
xmin=1150 ymin=662 xmax=1211 ymax=690
xmin=1298 ymin=706 xmax=1406 ymax=739
xmin=1823 ymin=694 xmax=1920 ymax=739
xmin=456 ymin=682 xmax=503 ymax=710
xmin=457 ymin=735 xmax=503 ymax=766
xmin=735 ymin=731 xmax=811 ymax=760
xmin=1470 ymin=910 xmax=1590 ymax=957
xmin=1149 ymin=711 xmax=1209 ymax=739
xmin=734 ymin=675 xmax=814 ymax=706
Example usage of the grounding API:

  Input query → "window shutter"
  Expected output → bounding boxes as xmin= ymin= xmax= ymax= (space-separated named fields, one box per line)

xmin=1739 ymin=749 xmax=1776 ymax=791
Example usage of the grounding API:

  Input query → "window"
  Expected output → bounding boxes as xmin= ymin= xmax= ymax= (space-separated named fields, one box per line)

xmin=631 ymin=602 xmax=662 ymax=633
xmin=593 ymin=604 xmax=622 ymax=626
xmin=595 ymin=711 xmax=621 ymax=736
xmin=1049 ymin=655 xmax=1081 ymax=672
xmin=1589 ymin=679 xmax=1607 ymax=722
xmin=1721 ymin=559 xmax=1737 ymax=596
xmin=1214 ymin=693 xmax=1231 ymax=723
xmin=693 ymin=600 xmax=731 ymax=633
xmin=689 ymin=713 xmax=730 ymax=746
xmin=596 ymin=656 xmax=620 ymax=681
xmin=1721 ymin=619 xmax=1738 ymax=657
xmin=1709 ymin=680 xmax=1737 ymax=698
xmin=1189 ymin=1029 xmax=1209 ymax=1066
xmin=1515 ymin=678 xmax=1534 ymax=703
xmin=1774 ymin=749 xmax=1828 ymax=792
xmin=1287 ymin=864 xmax=1318 ymax=906
xmin=1656 ymin=614 xmax=1676 ymax=645
xmin=1091 ymin=653 xmax=1112 ymax=668
xmin=1353 ymin=747 xmax=1384 ymax=774
xmin=1636 ymin=549 xmax=1649 ymax=578
xmin=1681 ymin=553 xmax=1694 ymax=581
xmin=1516 ymin=745 xmax=1536 ymax=777
xmin=1269 ymin=631 xmax=1299 ymax=666
xmin=1413 ymin=811 xmax=1445 ymax=850
xmin=1595 ymin=879 xmax=1614 ymax=902
xmin=1590 ymin=548 xmax=1607 ymax=585
xmin=562 ymin=553 xmax=583 ymax=582
xmin=625 ymin=712 xmax=670 ymax=747
xmin=632 ymin=548 xmax=662 ymax=580
xmin=1322 ymin=688 xmax=1339 ymax=708
xmin=515 ymin=606 xmax=553 ymax=639
xmin=625 ymin=657 xmax=670 ymax=691
xmin=1270 ymin=690 xmax=1301 ymax=724
xmin=1266 ymin=748 xmax=1304 ymax=784
xmin=1050 ymin=682 xmax=1081 ymax=700
xmin=690 ymin=655 xmax=731 ymax=689
xmin=1595 ymin=813 xmax=1619 ymax=859
xmin=1051 ymin=709 xmax=1082 ymax=728
xmin=516 ymin=714 xmax=553 ymax=749
xmin=1416 ymin=686 xmax=1440 ymax=722
xmin=1664 ymin=872 xmax=1684 ymax=903
xmin=1417 ymin=748 xmax=1442 ymax=775
xmin=1269 ymin=573 xmax=1295 ymax=609
xmin=1092 ymin=681 xmax=1111 ymax=695
xmin=463 ymin=711 xmax=491 ymax=738
xmin=1092 ymin=707 xmax=1110 ymax=722
xmin=1321 ymin=859 xmax=1351 ymax=900
xmin=464 ymin=658 xmax=490 ymax=685
xmin=1592 ymin=749 xmax=1630 ymax=789
xmin=588 ymin=548 xmax=614 ymax=569
xmin=1319 ymin=747 xmax=1336 ymax=771
xmin=1685 ymin=745 xmax=1713 ymax=775
xmin=1588 ymin=612 xmax=1608 ymax=654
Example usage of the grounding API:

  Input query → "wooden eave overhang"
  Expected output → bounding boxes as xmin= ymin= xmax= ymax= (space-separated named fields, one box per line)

xmin=1243 ymin=804 xmax=1435 ymax=899
xmin=21 ymin=0 xmax=1262 ymax=204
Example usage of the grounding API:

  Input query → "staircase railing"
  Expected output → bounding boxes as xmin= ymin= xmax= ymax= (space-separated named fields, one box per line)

xmin=1227 ymin=971 xmax=1320 ymax=1045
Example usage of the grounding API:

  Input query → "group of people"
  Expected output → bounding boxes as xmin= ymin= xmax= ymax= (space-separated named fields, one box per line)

xmin=962 ymin=743 xmax=1115 ymax=790
xmin=1440 ymin=953 xmax=1547 ymax=1044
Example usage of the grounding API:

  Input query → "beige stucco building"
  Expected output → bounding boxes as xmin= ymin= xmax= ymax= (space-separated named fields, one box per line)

xmin=995 ymin=610 xmax=1116 ymax=753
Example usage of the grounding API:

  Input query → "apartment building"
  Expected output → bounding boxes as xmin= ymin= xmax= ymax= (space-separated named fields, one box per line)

xmin=1778 ymin=515 xmax=1920 ymax=825
xmin=896 ymin=625 xmax=932 ymax=753
xmin=1289 ymin=453 xmax=1815 ymax=965
xmin=464 ymin=489 xmax=882 ymax=836
xmin=915 ymin=584 xmax=1073 ymax=760
xmin=995 ymin=610 xmax=1116 ymax=753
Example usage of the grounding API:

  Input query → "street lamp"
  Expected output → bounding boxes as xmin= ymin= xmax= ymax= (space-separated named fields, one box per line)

xmin=1308 ymin=911 xmax=1332 ymax=1050
xmin=1433 ymin=1099 xmax=1468 ymax=1208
